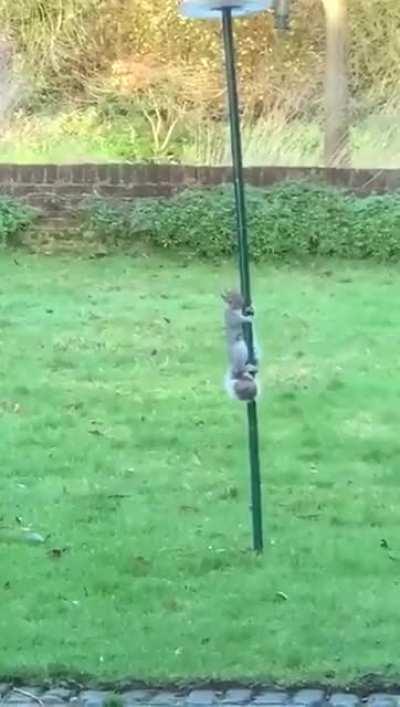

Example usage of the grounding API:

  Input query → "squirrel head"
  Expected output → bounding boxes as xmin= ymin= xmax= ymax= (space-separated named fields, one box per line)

xmin=221 ymin=289 xmax=245 ymax=310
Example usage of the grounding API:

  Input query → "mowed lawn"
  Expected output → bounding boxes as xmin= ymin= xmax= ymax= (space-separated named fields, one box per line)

xmin=1 ymin=252 xmax=400 ymax=685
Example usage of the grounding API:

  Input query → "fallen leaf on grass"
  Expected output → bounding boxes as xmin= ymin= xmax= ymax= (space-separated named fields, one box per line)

xmin=0 ymin=529 xmax=45 ymax=545
xmin=0 ymin=400 xmax=21 ymax=414
xmin=164 ymin=599 xmax=180 ymax=612
xmin=48 ymin=547 xmax=70 ymax=559
xmin=388 ymin=553 xmax=400 ymax=562
xmin=219 ymin=486 xmax=239 ymax=500
xmin=275 ymin=591 xmax=288 ymax=601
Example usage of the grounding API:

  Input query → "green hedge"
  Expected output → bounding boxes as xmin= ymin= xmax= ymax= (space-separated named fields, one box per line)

xmin=4 ymin=181 xmax=400 ymax=260
xmin=0 ymin=197 xmax=37 ymax=247
xmin=82 ymin=182 xmax=400 ymax=261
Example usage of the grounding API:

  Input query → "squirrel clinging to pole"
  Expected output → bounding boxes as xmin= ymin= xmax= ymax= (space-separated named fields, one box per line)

xmin=222 ymin=289 xmax=260 ymax=402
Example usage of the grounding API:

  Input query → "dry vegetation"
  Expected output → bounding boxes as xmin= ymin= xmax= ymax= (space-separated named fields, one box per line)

xmin=0 ymin=0 xmax=399 ymax=164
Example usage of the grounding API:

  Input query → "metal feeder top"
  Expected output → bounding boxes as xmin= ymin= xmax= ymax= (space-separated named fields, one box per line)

xmin=180 ymin=0 xmax=273 ymax=19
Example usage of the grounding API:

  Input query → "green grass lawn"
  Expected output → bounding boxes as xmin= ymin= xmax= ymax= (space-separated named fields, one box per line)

xmin=1 ymin=252 xmax=400 ymax=686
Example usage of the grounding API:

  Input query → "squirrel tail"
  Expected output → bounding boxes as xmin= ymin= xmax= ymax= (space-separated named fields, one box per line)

xmin=224 ymin=369 xmax=259 ymax=402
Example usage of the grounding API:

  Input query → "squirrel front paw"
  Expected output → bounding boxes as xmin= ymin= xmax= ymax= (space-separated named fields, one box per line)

xmin=244 ymin=304 xmax=255 ymax=317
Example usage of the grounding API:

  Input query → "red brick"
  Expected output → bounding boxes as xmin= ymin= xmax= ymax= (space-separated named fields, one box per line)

xmin=108 ymin=164 xmax=122 ymax=185
xmin=44 ymin=164 xmax=58 ymax=183
xmin=0 ymin=164 xmax=19 ymax=183
xmin=57 ymin=165 xmax=74 ymax=183
xmin=18 ymin=165 xmax=46 ymax=183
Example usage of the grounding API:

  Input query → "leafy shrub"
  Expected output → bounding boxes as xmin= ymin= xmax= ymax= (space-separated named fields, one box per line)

xmin=348 ymin=194 xmax=400 ymax=259
xmin=0 ymin=198 xmax=37 ymax=248
xmin=83 ymin=199 xmax=131 ymax=245
xmin=83 ymin=181 xmax=400 ymax=262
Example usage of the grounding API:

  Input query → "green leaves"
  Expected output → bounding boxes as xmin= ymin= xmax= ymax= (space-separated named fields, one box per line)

xmin=0 ymin=198 xmax=37 ymax=248
xmin=83 ymin=182 xmax=400 ymax=262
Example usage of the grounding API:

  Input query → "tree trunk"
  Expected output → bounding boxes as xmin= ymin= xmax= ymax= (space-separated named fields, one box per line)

xmin=322 ymin=0 xmax=350 ymax=167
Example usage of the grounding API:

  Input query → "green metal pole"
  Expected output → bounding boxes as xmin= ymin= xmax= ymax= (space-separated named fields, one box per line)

xmin=221 ymin=7 xmax=264 ymax=553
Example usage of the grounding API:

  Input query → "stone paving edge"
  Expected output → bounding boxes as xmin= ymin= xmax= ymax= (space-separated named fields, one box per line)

xmin=1 ymin=687 xmax=400 ymax=707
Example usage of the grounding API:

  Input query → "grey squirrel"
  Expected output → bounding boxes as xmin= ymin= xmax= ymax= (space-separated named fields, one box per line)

xmin=222 ymin=289 xmax=260 ymax=402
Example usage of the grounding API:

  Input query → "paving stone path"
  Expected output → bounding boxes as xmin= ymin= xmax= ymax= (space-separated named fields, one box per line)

xmin=1 ymin=687 xmax=399 ymax=707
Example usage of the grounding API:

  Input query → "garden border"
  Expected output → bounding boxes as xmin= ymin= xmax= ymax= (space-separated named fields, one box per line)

xmin=0 ymin=165 xmax=398 ymax=224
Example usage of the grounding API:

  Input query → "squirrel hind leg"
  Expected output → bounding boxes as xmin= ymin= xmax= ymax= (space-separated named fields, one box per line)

xmin=229 ymin=339 xmax=249 ymax=375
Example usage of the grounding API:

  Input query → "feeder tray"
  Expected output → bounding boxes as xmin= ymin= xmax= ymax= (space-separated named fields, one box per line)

xmin=180 ymin=0 xmax=272 ymax=19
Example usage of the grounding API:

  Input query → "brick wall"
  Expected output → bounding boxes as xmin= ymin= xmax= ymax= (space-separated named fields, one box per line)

xmin=0 ymin=164 xmax=399 ymax=219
